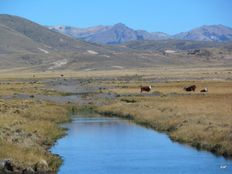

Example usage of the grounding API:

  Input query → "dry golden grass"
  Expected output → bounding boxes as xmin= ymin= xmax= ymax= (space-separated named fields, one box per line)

xmin=0 ymin=83 xmax=70 ymax=171
xmin=0 ymin=82 xmax=42 ymax=95
xmin=0 ymin=81 xmax=66 ymax=97
xmin=0 ymin=66 xmax=231 ymax=80
xmin=97 ymin=81 xmax=232 ymax=157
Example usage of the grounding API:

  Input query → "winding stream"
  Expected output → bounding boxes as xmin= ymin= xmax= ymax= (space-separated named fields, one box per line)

xmin=51 ymin=117 xmax=232 ymax=174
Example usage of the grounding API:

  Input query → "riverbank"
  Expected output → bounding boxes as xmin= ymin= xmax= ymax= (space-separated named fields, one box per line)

xmin=0 ymin=80 xmax=71 ymax=173
xmin=95 ymin=80 xmax=232 ymax=158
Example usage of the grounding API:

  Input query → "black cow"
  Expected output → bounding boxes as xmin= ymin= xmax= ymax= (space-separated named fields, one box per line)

xmin=141 ymin=86 xmax=152 ymax=93
xmin=184 ymin=85 xmax=196 ymax=92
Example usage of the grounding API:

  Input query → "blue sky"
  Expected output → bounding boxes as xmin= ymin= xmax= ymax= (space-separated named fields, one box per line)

xmin=0 ymin=0 xmax=231 ymax=34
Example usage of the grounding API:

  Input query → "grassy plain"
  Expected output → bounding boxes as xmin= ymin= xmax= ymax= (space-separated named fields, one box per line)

xmin=96 ymin=80 xmax=232 ymax=157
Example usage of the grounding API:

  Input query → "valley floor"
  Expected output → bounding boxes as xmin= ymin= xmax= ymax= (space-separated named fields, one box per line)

xmin=96 ymin=80 xmax=232 ymax=158
xmin=0 ymin=66 xmax=231 ymax=173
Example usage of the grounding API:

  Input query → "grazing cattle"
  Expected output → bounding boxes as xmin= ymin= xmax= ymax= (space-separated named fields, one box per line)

xmin=141 ymin=86 xmax=152 ymax=93
xmin=184 ymin=85 xmax=196 ymax=92
xmin=200 ymin=87 xmax=208 ymax=92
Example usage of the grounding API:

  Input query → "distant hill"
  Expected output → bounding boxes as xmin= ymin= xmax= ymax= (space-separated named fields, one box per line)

xmin=0 ymin=14 xmax=112 ymax=52
xmin=0 ymin=14 xmax=231 ymax=71
xmin=122 ymin=39 xmax=232 ymax=65
xmin=0 ymin=14 xmax=115 ymax=70
xmin=49 ymin=24 xmax=232 ymax=44
xmin=48 ymin=25 xmax=111 ymax=40
xmin=173 ymin=25 xmax=232 ymax=42
xmin=48 ymin=23 xmax=170 ymax=44
xmin=123 ymin=40 xmax=229 ymax=51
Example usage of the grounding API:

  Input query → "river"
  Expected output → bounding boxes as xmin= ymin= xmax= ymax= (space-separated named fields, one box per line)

xmin=51 ymin=117 xmax=232 ymax=174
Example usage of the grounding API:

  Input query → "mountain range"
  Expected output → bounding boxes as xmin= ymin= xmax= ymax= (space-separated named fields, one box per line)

xmin=48 ymin=23 xmax=169 ymax=44
xmin=48 ymin=23 xmax=232 ymax=44
xmin=0 ymin=14 xmax=231 ymax=72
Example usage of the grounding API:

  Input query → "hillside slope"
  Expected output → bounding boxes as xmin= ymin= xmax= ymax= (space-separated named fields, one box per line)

xmin=0 ymin=14 xmax=231 ymax=71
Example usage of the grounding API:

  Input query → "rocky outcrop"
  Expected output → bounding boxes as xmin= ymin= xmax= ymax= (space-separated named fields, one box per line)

xmin=0 ymin=159 xmax=49 ymax=174
xmin=34 ymin=159 xmax=48 ymax=173
xmin=22 ymin=167 xmax=35 ymax=174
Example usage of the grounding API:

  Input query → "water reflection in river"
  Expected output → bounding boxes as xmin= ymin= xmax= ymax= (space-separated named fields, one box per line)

xmin=51 ymin=117 xmax=232 ymax=174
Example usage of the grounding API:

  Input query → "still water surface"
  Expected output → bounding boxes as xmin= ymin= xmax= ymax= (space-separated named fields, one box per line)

xmin=51 ymin=117 xmax=232 ymax=174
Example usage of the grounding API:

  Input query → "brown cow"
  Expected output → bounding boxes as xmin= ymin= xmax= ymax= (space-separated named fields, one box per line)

xmin=141 ymin=86 xmax=152 ymax=93
xmin=184 ymin=85 xmax=196 ymax=92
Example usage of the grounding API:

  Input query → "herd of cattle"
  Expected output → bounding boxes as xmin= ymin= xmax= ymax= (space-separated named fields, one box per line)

xmin=140 ymin=85 xmax=208 ymax=93
xmin=58 ymin=74 xmax=207 ymax=93
xmin=183 ymin=85 xmax=208 ymax=92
